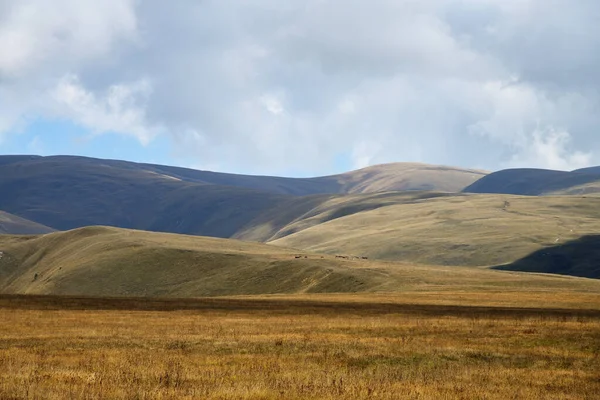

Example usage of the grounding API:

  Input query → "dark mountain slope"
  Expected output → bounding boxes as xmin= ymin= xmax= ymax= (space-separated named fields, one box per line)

xmin=494 ymin=235 xmax=600 ymax=279
xmin=463 ymin=168 xmax=600 ymax=195
xmin=0 ymin=155 xmax=486 ymax=238
xmin=573 ymin=166 xmax=600 ymax=175
xmin=0 ymin=155 xmax=486 ymax=196
xmin=0 ymin=211 xmax=55 ymax=235
xmin=0 ymin=156 xmax=305 ymax=237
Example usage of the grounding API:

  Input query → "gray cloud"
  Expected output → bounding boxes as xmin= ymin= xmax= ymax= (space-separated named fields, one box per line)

xmin=1 ymin=0 xmax=599 ymax=174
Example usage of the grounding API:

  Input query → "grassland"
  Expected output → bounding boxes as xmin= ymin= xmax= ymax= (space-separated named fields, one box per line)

xmin=267 ymin=193 xmax=600 ymax=274
xmin=0 ymin=293 xmax=598 ymax=399
xmin=2 ymin=226 xmax=600 ymax=297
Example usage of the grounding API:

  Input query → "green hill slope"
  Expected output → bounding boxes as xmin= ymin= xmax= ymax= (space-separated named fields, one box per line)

xmin=2 ymin=226 xmax=598 ymax=297
xmin=266 ymin=193 xmax=600 ymax=277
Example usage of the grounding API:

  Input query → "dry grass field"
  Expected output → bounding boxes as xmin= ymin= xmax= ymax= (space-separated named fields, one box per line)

xmin=0 ymin=293 xmax=599 ymax=400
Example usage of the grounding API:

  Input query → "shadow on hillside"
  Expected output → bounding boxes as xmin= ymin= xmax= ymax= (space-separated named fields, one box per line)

xmin=493 ymin=235 xmax=600 ymax=279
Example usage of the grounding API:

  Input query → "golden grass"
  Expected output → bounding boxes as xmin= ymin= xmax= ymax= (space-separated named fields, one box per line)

xmin=0 ymin=294 xmax=599 ymax=399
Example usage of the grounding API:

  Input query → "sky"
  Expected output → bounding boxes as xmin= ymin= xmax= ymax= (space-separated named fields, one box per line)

xmin=0 ymin=0 xmax=599 ymax=176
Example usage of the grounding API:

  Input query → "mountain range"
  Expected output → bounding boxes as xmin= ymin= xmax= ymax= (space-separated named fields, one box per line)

xmin=1 ymin=154 xmax=600 ymax=297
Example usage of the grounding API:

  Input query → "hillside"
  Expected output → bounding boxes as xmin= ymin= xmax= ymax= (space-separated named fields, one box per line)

xmin=0 ymin=155 xmax=305 ymax=235
xmin=1 ymin=226 xmax=598 ymax=297
xmin=463 ymin=167 xmax=600 ymax=195
xmin=494 ymin=235 xmax=600 ymax=278
xmin=265 ymin=193 xmax=600 ymax=277
xmin=0 ymin=211 xmax=55 ymax=235
xmin=0 ymin=155 xmax=486 ymax=196
xmin=0 ymin=155 xmax=487 ymax=237
xmin=318 ymin=162 xmax=486 ymax=193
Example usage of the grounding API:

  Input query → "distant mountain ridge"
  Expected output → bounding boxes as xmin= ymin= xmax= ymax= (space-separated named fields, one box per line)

xmin=0 ymin=155 xmax=486 ymax=195
xmin=0 ymin=211 xmax=55 ymax=235
xmin=0 ymin=155 xmax=486 ymax=236
xmin=463 ymin=167 xmax=600 ymax=195
xmin=2 ymin=155 xmax=600 ymax=280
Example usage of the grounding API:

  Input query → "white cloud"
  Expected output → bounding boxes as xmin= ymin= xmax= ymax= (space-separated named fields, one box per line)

xmin=259 ymin=94 xmax=285 ymax=115
xmin=0 ymin=0 xmax=139 ymax=142
xmin=0 ymin=0 xmax=599 ymax=174
xmin=507 ymin=127 xmax=592 ymax=171
xmin=50 ymin=74 xmax=159 ymax=145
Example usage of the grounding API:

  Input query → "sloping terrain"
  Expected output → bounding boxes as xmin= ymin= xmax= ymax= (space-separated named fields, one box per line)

xmin=1 ymin=226 xmax=598 ymax=297
xmin=0 ymin=155 xmax=307 ymax=235
xmin=494 ymin=235 xmax=600 ymax=279
xmin=0 ymin=155 xmax=486 ymax=237
xmin=463 ymin=167 xmax=600 ymax=195
xmin=0 ymin=227 xmax=380 ymax=297
xmin=0 ymin=211 xmax=55 ymax=235
xmin=318 ymin=162 xmax=486 ymax=194
xmin=266 ymin=193 xmax=600 ymax=277
xmin=0 ymin=155 xmax=485 ymax=195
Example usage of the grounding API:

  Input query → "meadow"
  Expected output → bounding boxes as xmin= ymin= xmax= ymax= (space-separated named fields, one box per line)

xmin=0 ymin=293 xmax=598 ymax=399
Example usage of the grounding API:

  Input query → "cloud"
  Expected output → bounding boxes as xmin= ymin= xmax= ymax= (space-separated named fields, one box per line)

xmin=508 ymin=127 xmax=592 ymax=171
xmin=0 ymin=0 xmax=139 ymax=141
xmin=0 ymin=0 xmax=599 ymax=174
xmin=50 ymin=74 xmax=159 ymax=145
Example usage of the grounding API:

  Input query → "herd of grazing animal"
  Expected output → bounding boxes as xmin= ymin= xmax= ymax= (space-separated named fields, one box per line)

xmin=292 ymin=254 xmax=368 ymax=260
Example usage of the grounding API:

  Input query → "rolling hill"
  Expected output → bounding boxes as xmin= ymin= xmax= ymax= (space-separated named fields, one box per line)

xmin=0 ymin=211 xmax=55 ymax=235
xmin=1 ymin=226 xmax=598 ymax=297
xmin=463 ymin=167 xmax=600 ymax=195
xmin=2 ymin=154 xmax=600 ymax=280
xmin=259 ymin=193 xmax=600 ymax=277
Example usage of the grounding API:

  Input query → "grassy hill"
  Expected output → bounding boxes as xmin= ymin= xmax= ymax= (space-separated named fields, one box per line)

xmin=2 ymin=226 xmax=598 ymax=297
xmin=2 ymin=154 xmax=600 ymax=281
xmin=464 ymin=167 xmax=600 ymax=195
xmin=264 ymin=193 xmax=600 ymax=277
xmin=0 ymin=211 xmax=55 ymax=235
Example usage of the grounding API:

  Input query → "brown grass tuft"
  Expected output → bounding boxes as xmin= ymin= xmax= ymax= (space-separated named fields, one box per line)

xmin=0 ymin=294 xmax=598 ymax=399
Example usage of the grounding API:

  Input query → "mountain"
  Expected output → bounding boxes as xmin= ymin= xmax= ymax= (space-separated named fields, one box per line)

xmin=0 ymin=155 xmax=487 ymax=195
xmin=0 ymin=155 xmax=305 ymax=235
xmin=1 ymin=226 xmax=598 ymax=297
xmin=573 ymin=166 xmax=600 ymax=175
xmin=0 ymin=211 xmax=55 ymax=235
xmin=0 ymin=155 xmax=486 ymax=235
xmin=463 ymin=167 xmax=600 ymax=195
xmin=258 ymin=193 xmax=600 ymax=277
xmin=3 ymin=154 xmax=600 ymax=280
